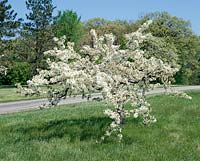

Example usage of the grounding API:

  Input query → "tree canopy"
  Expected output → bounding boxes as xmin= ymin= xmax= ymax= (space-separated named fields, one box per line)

xmin=54 ymin=10 xmax=84 ymax=46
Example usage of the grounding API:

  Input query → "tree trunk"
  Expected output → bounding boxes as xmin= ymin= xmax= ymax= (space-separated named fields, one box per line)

xmin=119 ymin=110 xmax=124 ymax=125
xmin=142 ymin=88 xmax=146 ymax=97
xmin=117 ymin=104 xmax=125 ymax=125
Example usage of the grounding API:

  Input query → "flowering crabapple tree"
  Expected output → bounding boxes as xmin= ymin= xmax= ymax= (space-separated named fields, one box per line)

xmin=19 ymin=21 xmax=191 ymax=141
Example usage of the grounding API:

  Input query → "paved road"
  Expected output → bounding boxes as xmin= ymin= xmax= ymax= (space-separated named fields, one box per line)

xmin=0 ymin=86 xmax=200 ymax=114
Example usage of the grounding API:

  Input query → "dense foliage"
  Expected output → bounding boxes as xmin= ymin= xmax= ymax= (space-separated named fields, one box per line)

xmin=21 ymin=0 xmax=56 ymax=74
xmin=139 ymin=12 xmax=200 ymax=84
xmin=0 ymin=0 xmax=199 ymax=86
xmin=0 ymin=0 xmax=22 ymax=79
xmin=54 ymin=10 xmax=84 ymax=46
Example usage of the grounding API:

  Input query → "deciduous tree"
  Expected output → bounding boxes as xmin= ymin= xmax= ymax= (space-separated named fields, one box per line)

xmin=139 ymin=12 xmax=200 ymax=84
xmin=20 ymin=21 xmax=191 ymax=141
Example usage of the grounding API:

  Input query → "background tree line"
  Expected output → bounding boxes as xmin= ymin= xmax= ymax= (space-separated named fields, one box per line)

xmin=0 ymin=0 xmax=200 ymax=85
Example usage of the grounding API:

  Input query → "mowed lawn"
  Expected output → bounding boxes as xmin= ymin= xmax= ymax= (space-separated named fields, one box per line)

xmin=0 ymin=87 xmax=44 ymax=103
xmin=0 ymin=91 xmax=200 ymax=161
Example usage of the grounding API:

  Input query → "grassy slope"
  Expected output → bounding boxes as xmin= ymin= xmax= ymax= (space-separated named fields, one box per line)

xmin=0 ymin=91 xmax=200 ymax=161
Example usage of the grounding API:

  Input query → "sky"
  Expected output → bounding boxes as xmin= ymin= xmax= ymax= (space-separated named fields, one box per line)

xmin=8 ymin=0 xmax=200 ymax=35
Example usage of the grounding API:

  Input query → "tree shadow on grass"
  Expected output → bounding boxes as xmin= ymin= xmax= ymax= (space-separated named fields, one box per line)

xmin=13 ymin=117 xmax=111 ymax=142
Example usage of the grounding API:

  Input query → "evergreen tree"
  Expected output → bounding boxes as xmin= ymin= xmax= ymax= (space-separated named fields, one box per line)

xmin=0 ymin=0 xmax=22 ymax=54
xmin=0 ymin=0 xmax=22 ymax=84
xmin=22 ymin=0 xmax=56 ymax=73
xmin=0 ymin=0 xmax=21 ymax=39
xmin=54 ymin=10 xmax=83 ymax=46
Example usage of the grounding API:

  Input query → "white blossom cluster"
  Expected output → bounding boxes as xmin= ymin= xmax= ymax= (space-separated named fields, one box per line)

xmin=167 ymin=91 xmax=192 ymax=100
xmin=0 ymin=66 xmax=6 ymax=75
xmin=18 ymin=21 xmax=191 ymax=141
xmin=0 ymin=55 xmax=6 ymax=75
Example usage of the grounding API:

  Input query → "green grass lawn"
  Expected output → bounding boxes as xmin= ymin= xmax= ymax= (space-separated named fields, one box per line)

xmin=0 ymin=86 xmax=93 ymax=103
xmin=0 ymin=91 xmax=200 ymax=161
xmin=0 ymin=87 xmax=45 ymax=103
